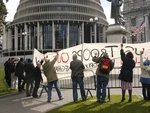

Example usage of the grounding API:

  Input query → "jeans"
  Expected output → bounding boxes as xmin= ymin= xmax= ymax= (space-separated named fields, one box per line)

xmin=72 ymin=77 xmax=86 ymax=102
xmin=47 ymin=80 xmax=62 ymax=101
xmin=97 ymin=75 xmax=109 ymax=101
xmin=142 ymin=83 xmax=150 ymax=100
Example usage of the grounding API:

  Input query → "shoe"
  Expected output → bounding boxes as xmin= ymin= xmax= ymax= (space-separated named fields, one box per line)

xmin=47 ymin=100 xmax=51 ymax=103
xmin=101 ymin=100 xmax=107 ymax=103
xmin=128 ymin=99 xmax=132 ymax=102
xmin=26 ymin=95 xmax=31 ymax=97
xmin=121 ymin=98 xmax=125 ymax=102
xmin=74 ymin=100 xmax=78 ymax=103
xmin=59 ymin=97 xmax=64 ymax=100
xmin=33 ymin=95 xmax=38 ymax=98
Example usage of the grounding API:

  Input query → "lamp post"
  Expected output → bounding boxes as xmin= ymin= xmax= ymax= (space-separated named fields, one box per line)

xmin=89 ymin=17 xmax=98 ymax=43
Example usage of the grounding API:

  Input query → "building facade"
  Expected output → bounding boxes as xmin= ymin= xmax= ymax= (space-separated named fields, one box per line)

xmin=3 ymin=0 xmax=108 ymax=56
xmin=123 ymin=0 xmax=150 ymax=43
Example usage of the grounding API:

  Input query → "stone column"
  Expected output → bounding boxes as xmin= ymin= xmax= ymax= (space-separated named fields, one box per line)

xmin=90 ymin=26 xmax=93 ymax=43
xmin=103 ymin=26 xmax=106 ymax=42
xmin=82 ymin=22 xmax=84 ymax=43
xmin=14 ymin=26 xmax=18 ymax=51
xmin=37 ymin=22 xmax=40 ymax=49
xmin=78 ymin=25 xmax=82 ymax=44
xmin=66 ymin=21 xmax=69 ymax=48
xmin=24 ymin=23 xmax=28 ymax=50
xmin=8 ymin=28 xmax=12 ymax=51
xmin=145 ymin=14 xmax=150 ymax=42
xmin=3 ymin=24 xmax=6 ymax=50
xmin=52 ymin=21 xmax=55 ymax=49
xmin=94 ymin=23 xmax=97 ymax=43
xmin=20 ymin=28 xmax=22 ymax=50
xmin=28 ymin=26 xmax=31 ymax=50
xmin=39 ymin=24 xmax=43 ymax=50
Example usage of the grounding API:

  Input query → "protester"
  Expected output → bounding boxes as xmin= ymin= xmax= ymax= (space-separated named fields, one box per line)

xmin=10 ymin=58 xmax=19 ymax=90
xmin=24 ymin=59 xmax=35 ymax=97
xmin=93 ymin=52 xmax=114 ymax=103
xmin=42 ymin=52 xmax=63 ymax=102
xmin=32 ymin=60 xmax=43 ymax=98
xmin=118 ymin=44 xmax=135 ymax=102
xmin=4 ymin=58 xmax=11 ymax=87
xmin=139 ymin=51 xmax=150 ymax=100
xmin=70 ymin=54 xmax=86 ymax=102
xmin=15 ymin=57 xmax=26 ymax=92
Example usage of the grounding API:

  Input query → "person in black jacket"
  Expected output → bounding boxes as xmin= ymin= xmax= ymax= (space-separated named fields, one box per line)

xmin=32 ymin=60 xmax=43 ymax=98
xmin=4 ymin=58 xmax=11 ymax=87
xmin=24 ymin=59 xmax=35 ymax=97
xmin=118 ymin=44 xmax=135 ymax=102
xmin=15 ymin=58 xmax=26 ymax=92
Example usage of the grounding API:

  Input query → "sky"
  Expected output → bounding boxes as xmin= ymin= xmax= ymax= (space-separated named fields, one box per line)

xmin=4 ymin=0 xmax=114 ymax=24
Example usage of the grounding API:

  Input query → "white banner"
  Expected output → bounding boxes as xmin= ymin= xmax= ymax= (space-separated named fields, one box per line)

xmin=33 ymin=42 xmax=150 ymax=79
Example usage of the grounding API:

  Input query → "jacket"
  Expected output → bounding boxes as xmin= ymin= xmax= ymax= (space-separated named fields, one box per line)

xmin=42 ymin=56 xmax=58 ymax=82
xmin=24 ymin=63 xmax=35 ymax=80
xmin=15 ymin=61 xmax=24 ymax=76
xmin=92 ymin=55 xmax=114 ymax=78
xmin=34 ymin=66 xmax=43 ymax=82
xmin=119 ymin=49 xmax=135 ymax=82
xmin=70 ymin=59 xmax=85 ymax=78
xmin=140 ymin=54 xmax=150 ymax=84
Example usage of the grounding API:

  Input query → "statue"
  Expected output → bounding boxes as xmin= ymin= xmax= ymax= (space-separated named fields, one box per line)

xmin=107 ymin=0 xmax=124 ymax=24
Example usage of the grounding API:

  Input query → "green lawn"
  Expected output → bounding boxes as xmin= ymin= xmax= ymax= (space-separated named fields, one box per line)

xmin=0 ymin=68 xmax=17 ymax=96
xmin=47 ymin=95 xmax=150 ymax=113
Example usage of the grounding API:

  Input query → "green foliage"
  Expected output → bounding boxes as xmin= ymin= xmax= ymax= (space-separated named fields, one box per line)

xmin=47 ymin=95 xmax=150 ymax=113
xmin=0 ymin=1 xmax=7 ymax=34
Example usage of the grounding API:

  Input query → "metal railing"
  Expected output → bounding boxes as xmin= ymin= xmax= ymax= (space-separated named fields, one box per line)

xmin=39 ymin=67 xmax=142 ymax=99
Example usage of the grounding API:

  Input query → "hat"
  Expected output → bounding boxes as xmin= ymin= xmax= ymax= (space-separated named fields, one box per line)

xmin=143 ymin=60 xmax=150 ymax=66
xmin=15 ymin=58 xmax=20 ymax=61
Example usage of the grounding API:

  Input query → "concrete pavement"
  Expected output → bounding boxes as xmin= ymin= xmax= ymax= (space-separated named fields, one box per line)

xmin=0 ymin=88 xmax=142 ymax=113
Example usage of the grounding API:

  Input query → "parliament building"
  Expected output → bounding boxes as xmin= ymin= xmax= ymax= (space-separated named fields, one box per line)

xmin=3 ymin=0 xmax=108 ymax=56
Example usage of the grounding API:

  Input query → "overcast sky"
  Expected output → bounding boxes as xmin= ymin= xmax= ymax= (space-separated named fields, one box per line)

xmin=4 ymin=0 xmax=114 ymax=24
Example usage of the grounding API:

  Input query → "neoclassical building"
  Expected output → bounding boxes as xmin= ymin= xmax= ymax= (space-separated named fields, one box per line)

xmin=123 ymin=0 xmax=150 ymax=43
xmin=3 ymin=0 xmax=108 ymax=56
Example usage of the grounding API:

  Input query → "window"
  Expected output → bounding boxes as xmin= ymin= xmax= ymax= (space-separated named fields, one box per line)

xmin=131 ymin=18 xmax=136 ymax=26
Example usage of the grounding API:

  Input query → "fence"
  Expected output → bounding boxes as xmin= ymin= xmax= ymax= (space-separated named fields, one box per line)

xmin=39 ymin=66 xmax=142 ymax=101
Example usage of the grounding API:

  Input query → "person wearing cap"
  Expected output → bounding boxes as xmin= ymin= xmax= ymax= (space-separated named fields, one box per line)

xmin=32 ymin=60 xmax=43 ymax=98
xmin=92 ymin=52 xmax=114 ymax=103
xmin=118 ymin=44 xmax=135 ymax=102
xmin=140 ymin=51 xmax=150 ymax=100
xmin=42 ymin=52 xmax=63 ymax=102
xmin=24 ymin=59 xmax=35 ymax=97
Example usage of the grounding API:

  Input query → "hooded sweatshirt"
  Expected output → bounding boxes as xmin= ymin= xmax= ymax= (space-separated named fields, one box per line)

xmin=140 ymin=54 xmax=150 ymax=84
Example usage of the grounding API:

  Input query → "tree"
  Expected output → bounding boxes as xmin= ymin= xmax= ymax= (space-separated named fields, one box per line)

xmin=0 ymin=0 xmax=7 ymax=34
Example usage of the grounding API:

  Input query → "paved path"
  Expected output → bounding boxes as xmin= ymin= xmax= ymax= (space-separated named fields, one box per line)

xmin=0 ymin=88 xmax=142 ymax=113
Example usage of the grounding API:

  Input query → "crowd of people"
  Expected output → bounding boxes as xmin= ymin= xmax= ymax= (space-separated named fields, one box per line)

xmin=3 ymin=43 xmax=150 ymax=102
xmin=4 ymin=57 xmax=43 ymax=98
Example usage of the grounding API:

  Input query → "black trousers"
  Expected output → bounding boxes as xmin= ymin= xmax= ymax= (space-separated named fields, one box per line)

xmin=142 ymin=83 xmax=150 ymax=100
xmin=18 ymin=75 xmax=26 ymax=92
xmin=32 ymin=79 xmax=41 ymax=97
xmin=5 ymin=73 xmax=11 ymax=87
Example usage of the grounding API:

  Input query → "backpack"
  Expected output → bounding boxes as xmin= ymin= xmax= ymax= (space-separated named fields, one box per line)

xmin=99 ymin=58 xmax=111 ymax=74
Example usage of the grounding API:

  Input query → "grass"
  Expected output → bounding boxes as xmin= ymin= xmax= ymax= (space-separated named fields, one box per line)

xmin=46 ymin=95 xmax=150 ymax=113
xmin=0 ymin=68 xmax=17 ymax=96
